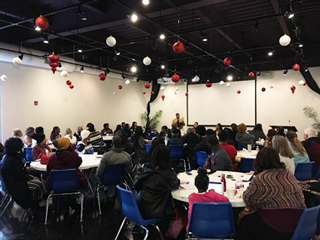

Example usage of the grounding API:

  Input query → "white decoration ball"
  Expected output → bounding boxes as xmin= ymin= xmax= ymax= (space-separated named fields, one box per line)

xmin=226 ymin=83 xmax=231 ymax=87
xmin=143 ymin=56 xmax=151 ymax=66
xmin=106 ymin=35 xmax=116 ymax=47
xmin=61 ymin=70 xmax=68 ymax=78
xmin=299 ymin=80 xmax=305 ymax=86
xmin=113 ymin=92 xmax=117 ymax=95
xmin=174 ymin=90 xmax=178 ymax=94
xmin=192 ymin=75 xmax=200 ymax=82
xmin=0 ymin=75 xmax=7 ymax=81
xmin=269 ymin=84 xmax=275 ymax=89
xmin=279 ymin=34 xmax=291 ymax=46
xmin=175 ymin=87 xmax=179 ymax=91
xmin=12 ymin=57 xmax=22 ymax=65
xmin=160 ymin=86 xmax=165 ymax=91
xmin=219 ymin=80 xmax=224 ymax=85
xmin=125 ymin=79 xmax=130 ymax=85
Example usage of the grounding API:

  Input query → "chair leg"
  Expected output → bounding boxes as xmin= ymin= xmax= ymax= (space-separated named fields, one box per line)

xmin=114 ymin=217 xmax=127 ymax=240
xmin=97 ymin=186 xmax=102 ymax=215
xmin=0 ymin=194 xmax=8 ymax=208
xmin=0 ymin=195 xmax=12 ymax=217
xmin=80 ymin=193 xmax=84 ymax=222
xmin=141 ymin=225 xmax=149 ymax=240
xmin=153 ymin=224 xmax=164 ymax=240
xmin=44 ymin=194 xmax=52 ymax=225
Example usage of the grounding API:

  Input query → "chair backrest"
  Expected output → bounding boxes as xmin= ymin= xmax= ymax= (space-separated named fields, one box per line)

xmin=49 ymin=169 xmax=80 ymax=193
xmin=145 ymin=144 xmax=151 ymax=152
xmin=314 ymin=165 xmax=320 ymax=178
xmin=196 ymin=151 xmax=208 ymax=167
xmin=240 ymin=158 xmax=254 ymax=172
xmin=291 ymin=205 xmax=320 ymax=240
xmin=169 ymin=145 xmax=184 ymax=159
xmin=294 ymin=162 xmax=315 ymax=181
xmin=188 ymin=202 xmax=235 ymax=238
xmin=24 ymin=147 xmax=33 ymax=162
xmin=0 ymin=170 xmax=9 ymax=194
xmin=100 ymin=164 xmax=126 ymax=185
xmin=237 ymin=141 xmax=243 ymax=150
xmin=116 ymin=185 xmax=145 ymax=224
xmin=147 ymin=133 xmax=155 ymax=140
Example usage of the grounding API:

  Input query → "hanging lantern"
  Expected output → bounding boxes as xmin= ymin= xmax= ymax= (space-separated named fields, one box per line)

xmin=223 ymin=57 xmax=231 ymax=66
xmin=161 ymin=94 xmax=165 ymax=101
xmin=118 ymin=85 xmax=122 ymax=90
xmin=35 ymin=15 xmax=49 ymax=30
xmin=248 ymin=72 xmax=255 ymax=78
xmin=144 ymin=82 xmax=151 ymax=89
xmin=99 ymin=73 xmax=106 ymax=81
xmin=290 ymin=85 xmax=296 ymax=94
xmin=279 ymin=34 xmax=291 ymax=46
xmin=171 ymin=73 xmax=180 ymax=83
xmin=175 ymin=87 xmax=179 ymax=91
xmin=299 ymin=80 xmax=305 ymax=86
xmin=292 ymin=64 xmax=300 ymax=71
xmin=192 ymin=75 xmax=200 ymax=82
xmin=219 ymin=80 xmax=224 ymax=85
xmin=269 ymin=84 xmax=275 ymax=89
xmin=47 ymin=53 xmax=60 ymax=74
xmin=304 ymin=81 xmax=307 ymax=86
xmin=205 ymin=81 xmax=212 ymax=88
xmin=125 ymin=79 xmax=130 ymax=85
xmin=237 ymin=90 xmax=241 ymax=94
xmin=106 ymin=35 xmax=116 ymax=47
xmin=66 ymin=80 xmax=72 ymax=85
xmin=49 ymin=62 xmax=59 ymax=68
xmin=151 ymin=91 xmax=154 ymax=95
xmin=173 ymin=40 xmax=184 ymax=54
xmin=12 ymin=57 xmax=22 ymax=65
xmin=61 ymin=70 xmax=68 ymax=78
xmin=47 ymin=53 xmax=59 ymax=62
xmin=174 ymin=90 xmax=178 ymax=94
xmin=113 ymin=92 xmax=117 ymax=95
xmin=185 ymin=92 xmax=189 ymax=96
xmin=0 ymin=75 xmax=7 ymax=81
xmin=142 ymin=91 xmax=146 ymax=94
xmin=160 ymin=86 xmax=165 ymax=91
xmin=226 ymin=83 xmax=231 ymax=87
xmin=143 ymin=56 xmax=152 ymax=66
xmin=69 ymin=84 xmax=74 ymax=89
xmin=261 ymin=87 xmax=266 ymax=92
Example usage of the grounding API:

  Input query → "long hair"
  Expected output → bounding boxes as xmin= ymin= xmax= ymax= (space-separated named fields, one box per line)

xmin=272 ymin=135 xmax=294 ymax=158
xmin=195 ymin=168 xmax=209 ymax=192
xmin=253 ymin=123 xmax=263 ymax=132
xmin=65 ymin=128 xmax=73 ymax=139
xmin=286 ymin=131 xmax=306 ymax=155
xmin=152 ymin=145 xmax=172 ymax=168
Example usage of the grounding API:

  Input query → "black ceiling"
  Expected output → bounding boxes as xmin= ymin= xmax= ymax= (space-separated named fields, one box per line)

xmin=0 ymin=0 xmax=320 ymax=82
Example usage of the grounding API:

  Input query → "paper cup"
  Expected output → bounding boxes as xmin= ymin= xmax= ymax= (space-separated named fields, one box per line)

xmin=227 ymin=188 xmax=235 ymax=199
xmin=247 ymin=144 xmax=252 ymax=152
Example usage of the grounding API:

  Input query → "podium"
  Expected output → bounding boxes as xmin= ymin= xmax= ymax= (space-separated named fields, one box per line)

xmin=270 ymin=125 xmax=298 ymax=132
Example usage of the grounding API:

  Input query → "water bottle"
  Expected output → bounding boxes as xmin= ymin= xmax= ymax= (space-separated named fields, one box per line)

xmin=235 ymin=177 xmax=241 ymax=198
xmin=221 ymin=173 xmax=226 ymax=192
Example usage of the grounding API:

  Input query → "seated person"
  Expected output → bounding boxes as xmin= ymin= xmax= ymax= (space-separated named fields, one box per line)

xmin=50 ymin=126 xmax=61 ymax=142
xmin=218 ymin=130 xmax=237 ymax=171
xmin=188 ymin=168 xmax=229 ymax=221
xmin=76 ymin=130 xmax=94 ymax=154
xmin=96 ymin=135 xmax=133 ymax=198
xmin=250 ymin=123 xmax=266 ymax=143
xmin=286 ymin=131 xmax=310 ymax=164
xmin=12 ymin=128 xmax=23 ymax=138
xmin=203 ymin=134 xmax=234 ymax=172
xmin=194 ymin=129 xmax=215 ymax=155
xmin=0 ymin=138 xmax=44 ymax=211
xmin=121 ymin=123 xmax=132 ymax=139
xmin=35 ymin=126 xmax=44 ymax=134
xmin=272 ymin=135 xmax=295 ymax=174
xmin=74 ymin=126 xmax=83 ymax=142
xmin=101 ymin=123 xmax=113 ymax=136
xmin=196 ymin=125 xmax=206 ymax=139
xmin=140 ymin=137 xmax=165 ymax=165
xmin=183 ymin=127 xmax=200 ymax=150
xmin=177 ymin=122 xmax=186 ymax=137
xmin=302 ymin=127 xmax=320 ymax=171
xmin=31 ymin=133 xmax=53 ymax=161
xmin=23 ymin=127 xmax=37 ymax=148
xmin=64 ymin=128 xmax=77 ymax=144
xmin=167 ymin=124 xmax=183 ymax=146
xmin=236 ymin=123 xmax=255 ymax=149
xmin=87 ymin=123 xmax=105 ymax=153
xmin=158 ymin=125 xmax=171 ymax=139
xmin=134 ymin=145 xmax=180 ymax=234
xmin=131 ymin=126 xmax=146 ymax=164
xmin=264 ymin=129 xmax=277 ymax=148
xmin=237 ymin=148 xmax=306 ymax=240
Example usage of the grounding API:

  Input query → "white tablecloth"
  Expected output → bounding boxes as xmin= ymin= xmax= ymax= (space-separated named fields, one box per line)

xmin=235 ymin=150 xmax=258 ymax=162
xmin=30 ymin=154 xmax=102 ymax=172
xmin=172 ymin=170 xmax=250 ymax=208
xmin=102 ymin=135 xmax=113 ymax=141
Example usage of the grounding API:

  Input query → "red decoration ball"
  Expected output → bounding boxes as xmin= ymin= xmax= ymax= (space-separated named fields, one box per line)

xmin=69 ymin=84 xmax=74 ymax=89
xmin=144 ymin=82 xmax=151 ymax=89
xmin=66 ymin=80 xmax=72 ymax=85
xmin=161 ymin=94 xmax=165 ymax=101
xmin=292 ymin=64 xmax=300 ymax=71
xmin=185 ymin=93 xmax=189 ymax=96
xmin=118 ymin=85 xmax=122 ymax=90
xmin=171 ymin=73 xmax=180 ymax=83
xmin=172 ymin=41 xmax=184 ymax=54
xmin=142 ymin=91 xmax=146 ymax=94
xmin=205 ymin=82 xmax=212 ymax=88
xmin=49 ymin=62 xmax=58 ymax=68
xmin=261 ymin=87 xmax=266 ymax=92
xmin=151 ymin=91 xmax=154 ymax=95
xmin=47 ymin=53 xmax=59 ymax=63
xmin=223 ymin=57 xmax=231 ymax=66
xmin=248 ymin=72 xmax=255 ymax=78
xmin=35 ymin=16 xmax=49 ymax=30
xmin=237 ymin=90 xmax=241 ymax=94
xmin=99 ymin=73 xmax=106 ymax=81
xmin=303 ymin=81 xmax=307 ymax=86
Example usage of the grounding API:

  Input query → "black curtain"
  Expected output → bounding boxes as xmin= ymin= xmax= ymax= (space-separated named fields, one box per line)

xmin=299 ymin=68 xmax=320 ymax=95
xmin=146 ymin=80 xmax=161 ymax=127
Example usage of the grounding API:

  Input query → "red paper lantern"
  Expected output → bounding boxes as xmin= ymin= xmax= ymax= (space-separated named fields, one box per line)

xmin=49 ymin=62 xmax=58 ymax=68
xmin=144 ymin=82 xmax=151 ymax=89
xmin=173 ymin=41 xmax=184 ymax=54
xmin=292 ymin=64 xmax=300 ymax=71
xmin=205 ymin=81 xmax=212 ymax=88
xmin=51 ymin=68 xmax=57 ymax=74
xmin=118 ymin=85 xmax=122 ymax=90
xmin=66 ymin=80 xmax=72 ymax=85
xmin=47 ymin=53 xmax=59 ymax=63
xmin=223 ymin=57 xmax=231 ymax=66
xmin=248 ymin=72 xmax=255 ymax=78
xmin=35 ymin=16 xmax=49 ymax=30
xmin=185 ymin=93 xmax=189 ymax=96
xmin=171 ymin=73 xmax=180 ymax=83
xmin=161 ymin=94 xmax=165 ymax=101
xmin=69 ymin=84 xmax=74 ymax=89
xmin=151 ymin=91 xmax=154 ymax=95
xmin=303 ymin=81 xmax=307 ymax=86
xmin=290 ymin=85 xmax=296 ymax=94
xmin=261 ymin=87 xmax=266 ymax=92
xmin=237 ymin=90 xmax=241 ymax=94
xmin=142 ymin=91 xmax=146 ymax=94
xmin=99 ymin=73 xmax=106 ymax=81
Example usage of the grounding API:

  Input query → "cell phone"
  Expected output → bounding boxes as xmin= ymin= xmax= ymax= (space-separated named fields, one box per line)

xmin=226 ymin=175 xmax=233 ymax=179
xmin=185 ymin=171 xmax=192 ymax=175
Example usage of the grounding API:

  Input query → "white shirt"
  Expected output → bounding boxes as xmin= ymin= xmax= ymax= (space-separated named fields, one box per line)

xmin=279 ymin=154 xmax=295 ymax=174
xmin=64 ymin=134 xmax=77 ymax=144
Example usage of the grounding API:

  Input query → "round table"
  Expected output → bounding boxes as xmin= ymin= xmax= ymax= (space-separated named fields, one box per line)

xmin=235 ymin=150 xmax=258 ymax=162
xmin=172 ymin=170 xmax=251 ymax=208
xmin=30 ymin=154 xmax=102 ymax=171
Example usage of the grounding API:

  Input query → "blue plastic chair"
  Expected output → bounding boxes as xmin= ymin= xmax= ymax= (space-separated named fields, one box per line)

xmin=314 ymin=165 xmax=320 ymax=178
xmin=196 ymin=151 xmax=208 ymax=167
xmin=24 ymin=147 xmax=33 ymax=162
xmin=291 ymin=205 xmax=320 ymax=240
xmin=45 ymin=169 xmax=84 ymax=225
xmin=169 ymin=145 xmax=184 ymax=159
xmin=237 ymin=141 xmax=243 ymax=150
xmin=115 ymin=185 xmax=164 ymax=240
xmin=188 ymin=202 xmax=235 ymax=239
xmin=145 ymin=144 xmax=151 ymax=152
xmin=294 ymin=162 xmax=315 ymax=181
xmin=147 ymin=132 xmax=155 ymax=140
xmin=239 ymin=158 xmax=254 ymax=172
xmin=96 ymin=164 xmax=129 ymax=215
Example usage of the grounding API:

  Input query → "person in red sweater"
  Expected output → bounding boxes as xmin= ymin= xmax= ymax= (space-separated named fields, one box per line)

xmin=219 ymin=130 xmax=237 ymax=171
xmin=188 ymin=168 xmax=229 ymax=221
xmin=31 ymin=133 xmax=53 ymax=161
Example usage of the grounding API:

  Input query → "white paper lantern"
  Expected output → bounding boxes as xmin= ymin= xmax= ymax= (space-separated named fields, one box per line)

xmin=299 ymin=80 xmax=305 ymax=86
xmin=226 ymin=83 xmax=231 ymax=87
xmin=219 ymin=80 xmax=224 ymax=85
xmin=279 ymin=34 xmax=291 ymax=46
xmin=125 ymin=79 xmax=130 ymax=85
xmin=160 ymin=86 xmax=165 ymax=91
xmin=106 ymin=35 xmax=116 ymax=47
xmin=175 ymin=87 xmax=179 ymax=91
xmin=143 ymin=56 xmax=151 ymax=66
xmin=113 ymin=91 xmax=117 ymax=95
xmin=174 ymin=90 xmax=178 ymax=94
xmin=269 ymin=84 xmax=275 ymax=89
xmin=12 ymin=57 xmax=22 ymax=65
xmin=192 ymin=75 xmax=200 ymax=82
xmin=61 ymin=70 xmax=68 ymax=78
xmin=0 ymin=75 xmax=7 ymax=81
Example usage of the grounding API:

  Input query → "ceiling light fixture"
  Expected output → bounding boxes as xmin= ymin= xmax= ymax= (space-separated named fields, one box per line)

xmin=159 ymin=33 xmax=165 ymax=40
xmin=18 ymin=53 xmax=24 ymax=60
xmin=35 ymin=26 xmax=41 ymax=31
xmin=130 ymin=13 xmax=138 ymax=22
xmin=298 ymin=42 xmax=304 ymax=48
xmin=122 ymin=73 xmax=126 ymax=79
xmin=142 ymin=0 xmax=149 ymax=5
xmin=80 ymin=10 xmax=87 ymax=21
xmin=80 ymin=66 xmax=84 ymax=73
xmin=283 ymin=69 xmax=288 ymax=75
xmin=202 ymin=33 xmax=208 ymax=42
xmin=161 ymin=64 xmax=165 ymax=69
xmin=227 ymin=75 xmax=233 ymax=81
xmin=268 ymin=50 xmax=274 ymax=56
xmin=114 ymin=48 xmax=120 ymax=56
xmin=131 ymin=66 xmax=137 ymax=73
xmin=77 ymin=45 xmax=83 ymax=53
xmin=252 ymin=20 xmax=259 ymax=33
xmin=285 ymin=10 xmax=295 ymax=19
xmin=42 ymin=34 xmax=49 ymax=44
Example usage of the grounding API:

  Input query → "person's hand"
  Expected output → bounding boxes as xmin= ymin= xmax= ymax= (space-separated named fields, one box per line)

xmin=48 ymin=152 xmax=54 ymax=156
xmin=203 ymin=160 xmax=210 ymax=169
xmin=246 ymin=171 xmax=255 ymax=175
xmin=209 ymin=189 xmax=215 ymax=192
xmin=181 ymin=117 xmax=184 ymax=121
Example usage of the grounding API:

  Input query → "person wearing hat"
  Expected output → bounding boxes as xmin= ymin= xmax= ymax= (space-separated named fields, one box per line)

xmin=76 ymin=130 xmax=94 ymax=155
xmin=46 ymin=137 xmax=88 ymax=190
xmin=31 ymin=133 xmax=53 ymax=161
